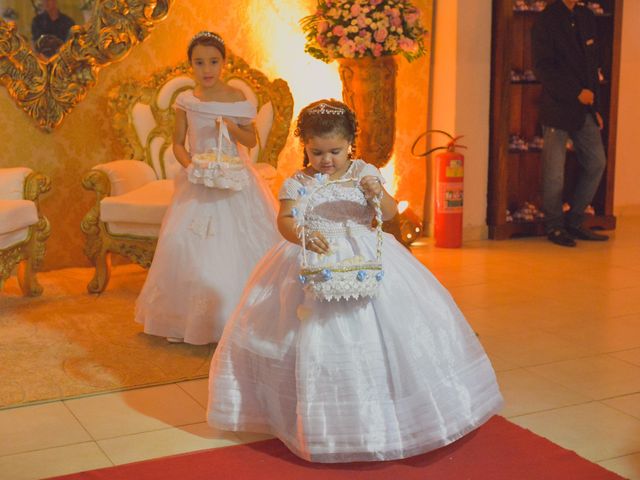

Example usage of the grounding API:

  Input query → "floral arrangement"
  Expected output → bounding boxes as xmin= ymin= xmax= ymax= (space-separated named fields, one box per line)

xmin=301 ymin=0 xmax=428 ymax=63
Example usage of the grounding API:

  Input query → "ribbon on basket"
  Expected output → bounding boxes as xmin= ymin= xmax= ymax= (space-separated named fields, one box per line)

xmin=296 ymin=176 xmax=384 ymax=302
xmin=188 ymin=116 xmax=249 ymax=190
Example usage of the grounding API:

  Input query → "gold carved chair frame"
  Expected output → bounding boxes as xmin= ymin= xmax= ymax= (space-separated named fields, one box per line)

xmin=0 ymin=173 xmax=51 ymax=296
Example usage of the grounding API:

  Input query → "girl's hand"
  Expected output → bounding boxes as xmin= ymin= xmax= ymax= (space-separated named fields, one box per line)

xmin=360 ymin=175 xmax=383 ymax=200
xmin=221 ymin=117 xmax=238 ymax=130
xmin=304 ymin=231 xmax=330 ymax=255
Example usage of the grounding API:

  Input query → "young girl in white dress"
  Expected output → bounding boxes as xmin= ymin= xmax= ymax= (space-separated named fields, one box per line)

xmin=207 ymin=99 xmax=503 ymax=462
xmin=135 ymin=32 xmax=281 ymax=345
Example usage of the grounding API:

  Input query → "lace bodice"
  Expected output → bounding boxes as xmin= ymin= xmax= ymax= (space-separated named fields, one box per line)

xmin=174 ymin=90 xmax=256 ymax=157
xmin=279 ymin=160 xmax=385 ymax=236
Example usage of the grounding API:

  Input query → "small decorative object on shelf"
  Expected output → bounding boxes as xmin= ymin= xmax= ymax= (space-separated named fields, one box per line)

xmin=512 ymin=0 xmax=547 ymax=12
xmin=509 ymin=134 xmax=529 ymax=152
xmin=506 ymin=209 xmax=514 ymax=223
xmin=529 ymin=135 xmax=544 ymax=151
xmin=510 ymin=202 xmax=544 ymax=223
xmin=510 ymin=69 xmax=537 ymax=82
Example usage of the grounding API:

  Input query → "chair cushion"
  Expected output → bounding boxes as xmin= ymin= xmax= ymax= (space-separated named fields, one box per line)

xmin=100 ymin=179 xmax=174 ymax=226
xmin=0 ymin=199 xmax=38 ymax=234
xmin=0 ymin=167 xmax=31 ymax=200
xmin=0 ymin=227 xmax=30 ymax=249
xmin=94 ymin=160 xmax=158 ymax=197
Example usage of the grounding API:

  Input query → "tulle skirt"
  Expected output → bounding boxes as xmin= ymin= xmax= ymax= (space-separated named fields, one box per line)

xmin=207 ymin=231 xmax=503 ymax=462
xmin=135 ymin=167 xmax=281 ymax=345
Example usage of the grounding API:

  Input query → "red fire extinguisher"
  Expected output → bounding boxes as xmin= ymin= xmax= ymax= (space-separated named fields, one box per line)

xmin=412 ymin=130 xmax=466 ymax=248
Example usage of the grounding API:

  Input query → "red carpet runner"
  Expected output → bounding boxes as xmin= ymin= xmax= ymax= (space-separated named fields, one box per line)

xmin=49 ymin=416 xmax=625 ymax=480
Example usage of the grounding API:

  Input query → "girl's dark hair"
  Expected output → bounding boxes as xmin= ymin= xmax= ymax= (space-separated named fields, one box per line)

xmin=294 ymin=99 xmax=358 ymax=166
xmin=187 ymin=31 xmax=226 ymax=61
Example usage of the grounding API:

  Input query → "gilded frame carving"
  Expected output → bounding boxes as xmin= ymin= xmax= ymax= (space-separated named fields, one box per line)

xmin=0 ymin=172 xmax=51 ymax=296
xmin=0 ymin=0 xmax=171 ymax=132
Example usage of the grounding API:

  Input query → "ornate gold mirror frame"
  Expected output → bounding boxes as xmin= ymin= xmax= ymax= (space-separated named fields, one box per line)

xmin=0 ymin=0 xmax=171 ymax=132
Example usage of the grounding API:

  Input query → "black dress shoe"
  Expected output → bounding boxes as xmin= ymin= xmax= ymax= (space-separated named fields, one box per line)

xmin=566 ymin=225 xmax=609 ymax=241
xmin=547 ymin=228 xmax=577 ymax=247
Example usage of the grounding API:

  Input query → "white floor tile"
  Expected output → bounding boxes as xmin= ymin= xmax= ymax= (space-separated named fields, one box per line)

xmin=511 ymin=402 xmax=640 ymax=462
xmin=64 ymin=384 xmax=207 ymax=439
xmin=0 ymin=402 xmax=91 ymax=456
xmin=599 ymin=452 xmax=640 ymax=480
xmin=0 ymin=442 xmax=111 ymax=480
xmin=97 ymin=422 xmax=240 ymax=465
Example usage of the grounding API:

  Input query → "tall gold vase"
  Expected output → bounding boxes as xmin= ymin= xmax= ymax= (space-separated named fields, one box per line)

xmin=338 ymin=55 xmax=398 ymax=168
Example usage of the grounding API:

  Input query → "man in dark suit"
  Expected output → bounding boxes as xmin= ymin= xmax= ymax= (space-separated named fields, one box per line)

xmin=532 ymin=0 xmax=609 ymax=247
xmin=31 ymin=0 xmax=75 ymax=46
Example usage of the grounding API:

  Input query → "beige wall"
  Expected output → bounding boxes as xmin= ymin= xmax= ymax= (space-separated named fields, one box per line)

xmin=0 ymin=0 xmax=432 ymax=271
xmin=429 ymin=0 xmax=492 ymax=240
xmin=614 ymin=0 xmax=640 ymax=214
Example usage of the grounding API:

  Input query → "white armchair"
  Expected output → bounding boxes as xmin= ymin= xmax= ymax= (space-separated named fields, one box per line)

xmin=81 ymin=51 xmax=293 ymax=293
xmin=0 ymin=167 xmax=51 ymax=296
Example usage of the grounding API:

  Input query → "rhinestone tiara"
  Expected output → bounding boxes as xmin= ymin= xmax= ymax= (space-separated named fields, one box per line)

xmin=307 ymin=103 xmax=346 ymax=115
xmin=190 ymin=31 xmax=224 ymax=45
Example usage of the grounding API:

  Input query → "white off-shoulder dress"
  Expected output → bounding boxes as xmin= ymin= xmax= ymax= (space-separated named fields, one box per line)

xmin=135 ymin=90 xmax=281 ymax=345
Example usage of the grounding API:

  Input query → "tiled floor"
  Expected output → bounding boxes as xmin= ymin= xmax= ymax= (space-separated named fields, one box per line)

xmin=1 ymin=216 xmax=640 ymax=479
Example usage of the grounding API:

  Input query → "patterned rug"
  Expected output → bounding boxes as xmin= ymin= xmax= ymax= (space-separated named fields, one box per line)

xmin=0 ymin=265 xmax=213 ymax=409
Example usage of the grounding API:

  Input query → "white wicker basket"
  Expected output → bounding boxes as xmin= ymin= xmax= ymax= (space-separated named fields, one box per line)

xmin=187 ymin=117 xmax=248 ymax=191
xmin=297 ymin=177 xmax=384 ymax=302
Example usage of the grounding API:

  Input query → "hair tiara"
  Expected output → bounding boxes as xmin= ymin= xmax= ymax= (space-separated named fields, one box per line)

xmin=190 ymin=31 xmax=224 ymax=45
xmin=307 ymin=103 xmax=346 ymax=116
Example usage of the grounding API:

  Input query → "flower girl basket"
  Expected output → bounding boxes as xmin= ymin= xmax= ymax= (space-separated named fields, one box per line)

xmin=298 ymin=177 xmax=384 ymax=302
xmin=188 ymin=117 xmax=249 ymax=191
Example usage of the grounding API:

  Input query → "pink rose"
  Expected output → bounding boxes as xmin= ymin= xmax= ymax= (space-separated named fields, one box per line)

xmin=372 ymin=43 xmax=383 ymax=57
xmin=374 ymin=27 xmax=388 ymax=43
xmin=398 ymin=37 xmax=417 ymax=52
xmin=357 ymin=14 xmax=367 ymax=28
xmin=404 ymin=9 xmax=420 ymax=27
xmin=317 ymin=20 xmax=329 ymax=33
xmin=350 ymin=4 xmax=361 ymax=16
xmin=370 ymin=0 xmax=383 ymax=6
xmin=332 ymin=25 xmax=346 ymax=36
xmin=339 ymin=40 xmax=357 ymax=58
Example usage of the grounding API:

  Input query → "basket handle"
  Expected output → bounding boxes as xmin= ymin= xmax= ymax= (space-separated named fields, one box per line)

xmin=300 ymin=177 xmax=383 ymax=267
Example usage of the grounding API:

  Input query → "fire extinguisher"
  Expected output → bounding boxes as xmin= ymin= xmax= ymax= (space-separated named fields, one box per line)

xmin=412 ymin=130 xmax=466 ymax=248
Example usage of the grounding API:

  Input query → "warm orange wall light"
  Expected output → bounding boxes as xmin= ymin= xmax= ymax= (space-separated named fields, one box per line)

xmin=246 ymin=0 xmax=343 ymax=115
xmin=242 ymin=0 xmax=430 ymax=211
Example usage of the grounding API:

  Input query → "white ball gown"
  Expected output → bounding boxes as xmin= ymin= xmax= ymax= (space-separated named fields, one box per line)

xmin=207 ymin=160 xmax=503 ymax=462
xmin=135 ymin=91 xmax=281 ymax=345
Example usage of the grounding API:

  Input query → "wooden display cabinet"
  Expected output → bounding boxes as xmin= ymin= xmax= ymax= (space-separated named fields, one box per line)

xmin=487 ymin=0 xmax=622 ymax=239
